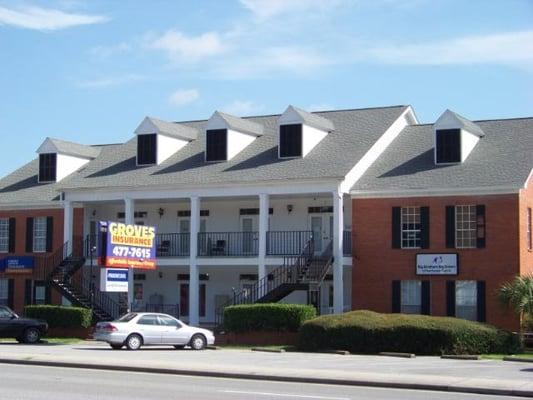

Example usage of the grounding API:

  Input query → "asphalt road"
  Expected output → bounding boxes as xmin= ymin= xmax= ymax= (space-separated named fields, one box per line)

xmin=0 ymin=364 xmax=526 ymax=400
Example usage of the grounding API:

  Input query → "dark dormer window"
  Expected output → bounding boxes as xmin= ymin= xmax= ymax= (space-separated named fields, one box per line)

xmin=206 ymin=129 xmax=227 ymax=162
xmin=279 ymin=124 xmax=302 ymax=158
xmin=137 ymin=134 xmax=157 ymax=165
xmin=436 ymin=129 xmax=461 ymax=164
xmin=39 ymin=153 xmax=57 ymax=182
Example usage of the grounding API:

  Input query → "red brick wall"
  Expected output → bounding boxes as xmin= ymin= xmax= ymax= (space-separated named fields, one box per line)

xmin=352 ymin=194 xmax=520 ymax=331
xmin=0 ymin=207 xmax=84 ymax=313
xmin=519 ymin=176 xmax=533 ymax=276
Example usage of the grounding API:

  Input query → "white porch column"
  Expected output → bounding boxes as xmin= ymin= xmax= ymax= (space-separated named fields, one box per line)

xmin=124 ymin=197 xmax=135 ymax=310
xmin=63 ymin=200 xmax=73 ymax=255
xmin=189 ymin=196 xmax=200 ymax=326
xmin=332 ymin=188 xmax=344 ymax=314
xmin=258 ymin=193 xmax=269 ymax=285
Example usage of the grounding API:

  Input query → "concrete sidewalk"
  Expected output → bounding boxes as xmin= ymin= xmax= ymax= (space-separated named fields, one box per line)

xmin=0 ymin=341 xmax=532 ymax=397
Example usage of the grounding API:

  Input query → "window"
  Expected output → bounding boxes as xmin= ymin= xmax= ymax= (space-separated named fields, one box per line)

xmin=400 ymin=280 xmax=421 ymax=314
xmin=526 ymin=208 xmax=533 ymax=250
xmin=455 ymin=280 xmax=477 ymax=321
xmin=206 ymin=129 xmax=227 ymax=161
xmin=39 ymin=153 xmax=57 ymax=182
xmin=239 ymin=208 xmax=273 ymax=215
xmin=137 ymin=315 xmax=159 ymax=325
xmin=279 ymin=124 xmax=302 ymax=158
xmin=0 ymin=306 xmax=12 ymax=318
xmin=436 ymin=129 xmax=461 ymax=163
xmin=0 ymin=279 xmax=8 ymax=306
xmin=33 ymin=217 xmax=47 ymax=252
xmin=137 ymin=134 xmax=157 ymax=165
xmin=0 ymin=218 xmax=8 ymax=252
xmin=401 ymin=207 xmax=421 ymax=249
xmin=34 ymin=282 xmax=46 ymax=305
xmin=158 ymin=315 xmax=180 ymax=327
xmin=455 ymin=205 xmax=476 ymax=248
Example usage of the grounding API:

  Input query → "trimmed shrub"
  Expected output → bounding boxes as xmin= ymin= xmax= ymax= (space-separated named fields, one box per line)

xmin=224 ymin=303 xmax=316 ymax=332
xmin=24 ymin=305 xmax=92 ymax=329
xmin=298 ymin=310 xmax=521 ymax=355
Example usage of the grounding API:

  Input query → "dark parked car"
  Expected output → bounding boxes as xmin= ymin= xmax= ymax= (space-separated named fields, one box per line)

xmin=0 ymin=305 xmax=48 ymax=343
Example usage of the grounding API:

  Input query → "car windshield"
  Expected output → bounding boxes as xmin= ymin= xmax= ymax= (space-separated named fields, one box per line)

xmin=116 ymin=313 xmax=137 ymax=322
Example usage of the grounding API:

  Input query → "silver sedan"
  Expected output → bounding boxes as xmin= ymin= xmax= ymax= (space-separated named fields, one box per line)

xmin=94 ymin=313 xmax=215 ymax=351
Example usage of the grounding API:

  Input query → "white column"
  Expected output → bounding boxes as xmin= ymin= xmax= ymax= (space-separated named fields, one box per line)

xmin=332 ymin=188 xmax=344 ymax=314
xmin=124 ymin=197 xmax=135 ymax=311
xmin=258 ymin=193 xmax=269 ymax=285
xmin=63 ymin=200 xmax=73 ymax=255
xmin=189 ymin=196 xmax=200 ymax=326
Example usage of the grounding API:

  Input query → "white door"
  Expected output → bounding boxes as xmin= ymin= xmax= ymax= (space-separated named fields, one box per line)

xmin=240 ymin=216 xmax=258 ymax=255
xmin=178 ymin=218 xmax=206 ymax=254
xmin=309 ymin=214 xmax=333 ymax=255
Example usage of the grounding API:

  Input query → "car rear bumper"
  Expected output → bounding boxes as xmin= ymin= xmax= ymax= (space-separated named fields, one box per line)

xmin=93 ymin=331 xmax=128 ymax=344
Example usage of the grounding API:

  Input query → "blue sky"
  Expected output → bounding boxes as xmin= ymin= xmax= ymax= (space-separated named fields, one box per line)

xmin=0 ymin=0 xmax=532 ymax=178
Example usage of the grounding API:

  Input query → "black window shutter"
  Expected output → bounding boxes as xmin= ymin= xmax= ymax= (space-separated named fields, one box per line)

xmin=392 ymin=207 xmax=401 ymax=248
xmin=476 ymin=205 xmax=486 ymax=249
xmin=420 ymin=207 xmax=430 ymax=249
xmin=24 ymin=279 xmax=32 ymax=305
xmin=392 ymin=280 xmax=401 ymax=313
xmin=477 ymin=281 xmax=486 ymax=322
xmin=421 ymin=281 xmax=431 ymax=315
xmin=46 ymin=217 xmax=53 ymax=252
xmin=45 ymin=285 xmax=52 ymax=304
xmin=8 ymin=217 xmax=16 ymax=253
xmin=445 ymin=206 xmax=456 ymax=248
xmin=7 ymin=279 xmax=15 ymax=309
xmin=446 ymin=281 xmax=456 ymax=317
xmin=25 ymin=217 xmax=34 ymax=253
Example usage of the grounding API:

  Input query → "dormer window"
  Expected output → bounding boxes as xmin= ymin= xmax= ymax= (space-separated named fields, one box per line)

xmin=279 ymin=124 xmax=302 ymax=158
xmin=39 ymin=153 xmax=57 ymax=182
xmin=436 ymin=129 xmax=461 ymax=164
xmin=206 ymin=129 xmax=228 ymax=162
xmin=137 ymin=134 xmax=157 ymax=165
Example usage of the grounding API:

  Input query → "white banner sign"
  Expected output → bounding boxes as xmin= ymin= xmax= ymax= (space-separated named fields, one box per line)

xmin=100 ymin=268 xmax=129 ymax=292
xmin=416 ymin=254 xmax=458 ymax=275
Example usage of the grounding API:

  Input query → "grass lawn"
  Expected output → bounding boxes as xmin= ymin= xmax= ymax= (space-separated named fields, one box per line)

xmin=481 ymin=349 xmax=533 ymax=360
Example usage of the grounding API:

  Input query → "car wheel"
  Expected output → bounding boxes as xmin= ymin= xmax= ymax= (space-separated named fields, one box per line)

xmin=173 ymin=345 xmax=185 ymax=350
xmin=23 ymin=327 xmax=41 ymax=344
xmin=125 ymin=334 xmax=143 ymax=350
xmin=189 ymin=334 xmax=206 ymax=350
xmin=110 ymin=344 xmax=123 ymax=350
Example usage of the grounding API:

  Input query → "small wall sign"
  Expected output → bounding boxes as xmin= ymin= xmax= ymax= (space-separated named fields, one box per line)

xmin=416 ymin=254 xmax=458 ymax=275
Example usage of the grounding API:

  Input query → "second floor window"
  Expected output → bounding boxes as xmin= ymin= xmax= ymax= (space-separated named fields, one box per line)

xmin=33 ymin=217 xmax=47 ymax=252
xmin=0 ymin=218 xmax=8 ymax=252
xmin=401 ymin=207 xmax=420 ymax=248
xmin=455 ymin=205 xmax=476 ymax=248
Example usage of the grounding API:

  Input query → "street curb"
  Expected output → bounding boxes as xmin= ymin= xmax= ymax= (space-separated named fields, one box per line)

xmin=1 ymin=358 xmax=532 ymax=398
xmin=251 ymin=348 xmax=286 ymax=353
xmin=441 ymin=355 xmax=481 ymax=360
xmin=379 ymin=352 xmax=415 ymax=358
xmin=503 ymin=356 xmax=533 ymax=363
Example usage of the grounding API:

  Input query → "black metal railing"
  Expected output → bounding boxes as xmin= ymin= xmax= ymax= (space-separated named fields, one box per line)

xmin=198 ymin=232 xmax=259 ymax=256
xmin=343 ymin=230 xmax=352 ymax=256
xmin=266 ymin=231 xmax=313 ymax=255
xmin=155 ymin=233 xmax=190 ymax=257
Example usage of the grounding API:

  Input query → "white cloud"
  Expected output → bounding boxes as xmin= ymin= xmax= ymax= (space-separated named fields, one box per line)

xmin=168 ymin=89 xmax=200 ymax=107
xmin=219 ymin=100 xmax=264 ymax=116
xmin=0 ymin=5 xmax=109 ymax=31
xmin=368 ymin=30 xmax=533 ymax=66
xmin=77 ymin=74 xmax=144 ymax=88
xmin=239 ymin=0 xmax=339 ymax=19
xmin=148 ymin=30 xmax=227 ymax=63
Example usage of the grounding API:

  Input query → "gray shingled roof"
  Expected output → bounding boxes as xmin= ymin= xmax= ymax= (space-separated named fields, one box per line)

xmin=352 ymin=118 xmax=533 ymax=194
xmin=289 ymin=106 xmax=335 ymax=132
xmin=143 ymin=117 xmax=198 ymax=141
xmin=215 ymin=111 xmax=264 ymax=136
xmin=46 ymin=138 xmax=101 ymax=159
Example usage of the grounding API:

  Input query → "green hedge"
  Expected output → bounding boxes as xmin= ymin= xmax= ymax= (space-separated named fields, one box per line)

xmin=298 ymin=310 xmax=521 ymax=355
xmin=24 ymin=305 xmax=92 ymax=329
xmin=223 ymin=303 xmax=316 ymax=332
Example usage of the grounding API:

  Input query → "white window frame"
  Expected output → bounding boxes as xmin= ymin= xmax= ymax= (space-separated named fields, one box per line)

xmin=401 ymin=207 xmax=421 ymax=249
xmin=455 ymin=205 xmax=476 ymax=249
xmin=455 ymin=280 xmax=477 ymax=321
xmin=0 ymin=279 xmax=8 ymax=306
xmin=33 ymin=217 xmax=47 ymax=253
xmin=34 ymin=283 xmax=46 ymax=305
xmin=401 ymin=280 xmax=422 ymax=314
xmin=0 ymin=218 xmax=9 ymax=253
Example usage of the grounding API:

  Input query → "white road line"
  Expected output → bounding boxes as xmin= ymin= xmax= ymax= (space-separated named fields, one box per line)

xmin=220 ymin=390 xmax=350 ymax=400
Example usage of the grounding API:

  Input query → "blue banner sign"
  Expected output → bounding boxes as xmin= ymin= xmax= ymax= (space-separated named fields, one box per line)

xmin=1 ymin=256 xmax=34 ymax=273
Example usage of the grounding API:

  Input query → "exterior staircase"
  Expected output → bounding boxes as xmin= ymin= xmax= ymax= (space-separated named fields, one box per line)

xmin=214 ymin=239 xmax=334 ymax=327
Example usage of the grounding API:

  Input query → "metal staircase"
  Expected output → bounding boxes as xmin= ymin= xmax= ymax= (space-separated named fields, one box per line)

xmin=36 ymin=240 xmax=120 ymax=322
xmin=214 ymin=238 xmax=334 ymax=327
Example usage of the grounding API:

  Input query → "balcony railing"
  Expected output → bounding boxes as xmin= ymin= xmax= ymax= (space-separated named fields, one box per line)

xmin=155 ymin=233 xmax=190 ymax=257
xmin=198 ymin=232 xmax=259 ymax=256
xmin=343 ymin=230 xmax=352 ymax=256
xmin=266 ymin=231 xmax=313 ymax=256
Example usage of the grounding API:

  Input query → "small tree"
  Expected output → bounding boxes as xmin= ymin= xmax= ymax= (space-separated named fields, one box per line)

xmin=499 ymin=274 xmax=533 ymax=329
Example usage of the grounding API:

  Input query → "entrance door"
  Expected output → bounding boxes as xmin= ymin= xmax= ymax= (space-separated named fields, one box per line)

xmin=179 ymin=283 xmax=206 ymax=318
xmin=241 ymin=216 xmax=257 ymax=255
xmin=309 ymin=214 xmax=333 ymax=255
xmin=178 ymin=218 xmax=206 ymax=255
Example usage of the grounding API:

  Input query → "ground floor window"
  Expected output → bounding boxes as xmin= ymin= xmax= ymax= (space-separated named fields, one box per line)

xmin=455 ymin=280 xmax=477 ymax=321
xmin=34 ymin=281 xmax=46 ymax=305
xmin=401 ymin=280 xmax=421 ymax=314
xmin=0 ymin=279 xmax=8 ymax=306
